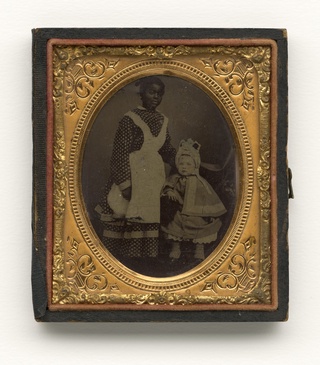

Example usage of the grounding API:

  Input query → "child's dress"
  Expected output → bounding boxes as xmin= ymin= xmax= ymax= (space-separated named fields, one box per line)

xmin=161 ymin=173 xmax=227 ymax=244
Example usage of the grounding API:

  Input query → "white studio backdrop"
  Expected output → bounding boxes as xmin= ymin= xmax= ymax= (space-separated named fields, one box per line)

xmin=0 ymin=0 xmax=319 ymax=364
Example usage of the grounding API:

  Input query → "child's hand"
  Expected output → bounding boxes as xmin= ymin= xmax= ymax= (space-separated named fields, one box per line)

xmin=166 ymin=190 xmax=178 ymax=202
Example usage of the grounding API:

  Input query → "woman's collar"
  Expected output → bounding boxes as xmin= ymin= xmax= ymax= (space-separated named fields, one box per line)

xmin=137 ymin=106 xmax=157 ymax=112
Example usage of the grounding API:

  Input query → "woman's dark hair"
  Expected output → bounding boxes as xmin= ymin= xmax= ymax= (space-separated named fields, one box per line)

xmin=136 ymin=76 xmax=165 ymax=96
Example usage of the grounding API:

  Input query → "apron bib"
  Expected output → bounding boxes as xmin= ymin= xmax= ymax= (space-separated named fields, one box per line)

xmin=126 ymin=111 xmax=168 ymax=223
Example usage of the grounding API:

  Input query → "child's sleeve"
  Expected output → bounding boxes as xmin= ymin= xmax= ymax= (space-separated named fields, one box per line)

xmin=161 ymin=174 xmax=178 ymax=195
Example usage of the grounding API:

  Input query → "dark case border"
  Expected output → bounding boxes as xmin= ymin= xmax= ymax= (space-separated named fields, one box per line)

xmin=32 ymin=28 xmax=288 ymax=322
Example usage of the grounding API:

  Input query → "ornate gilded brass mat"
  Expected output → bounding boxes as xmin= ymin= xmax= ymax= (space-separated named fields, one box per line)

xmin=32 ymin=28 xmax=288 ymax=321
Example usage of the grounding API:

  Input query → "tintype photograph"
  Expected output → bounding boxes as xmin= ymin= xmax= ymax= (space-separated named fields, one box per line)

xmin=82 ymin=75 xmax=237 ymax=277
xmin=32 ymin=28 xmax=288 ymax=321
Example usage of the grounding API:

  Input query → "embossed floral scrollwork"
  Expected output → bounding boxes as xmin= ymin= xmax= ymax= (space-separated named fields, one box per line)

xmin=64 ymin=95 xmax=79 ymax=115
xmin=62 ymin=58 xmax=119 ymax=115
xmin=83 ymin=61 xmax=106 ymax=78
xmin=125 ymin=45 xmax=190 ymax=58
xmin=74 ymin=76 xmax=93 ymax=98
xmin=53 ymin=237 xmax=109 ymax=304
xmin=67 ymin=237 xmax=108 ymax=293
xmin=52 ymin=239 xmax=71 ymax=303
xmin=83 ymin=60 xmax=119 ymax=78
xmin=53 ymin=131 xmax=67 ymax=218
xmin=202 ymin=56 xmax=255 ymax=110
xmin=123 ymin=290 xmax=197 ymax=306
xmin=257 ymin=136 xmax=271 ymax=221
xmin=201 ymin=237 xmax=258 ymax=295
xmin=52 ymin=46 xmax=120 ymax=116
xmin=86 ymin=275 xmax=108 ymax=291
xmin=206 ymin=46 xmax=271 ymax=111
xmin=64 ymin=74 xmax=74 ymax=93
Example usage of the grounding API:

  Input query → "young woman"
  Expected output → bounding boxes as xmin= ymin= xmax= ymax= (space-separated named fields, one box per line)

xmin=96 ymin=76 xmax=176 ymax=263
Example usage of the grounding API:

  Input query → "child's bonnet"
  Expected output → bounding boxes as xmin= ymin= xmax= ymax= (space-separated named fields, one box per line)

xmin=174 ymin=139 xmax=226 ymax=218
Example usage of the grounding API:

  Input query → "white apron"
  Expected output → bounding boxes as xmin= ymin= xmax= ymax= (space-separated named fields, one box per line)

xmin=125 ymin=111 xmax=168 ymax=223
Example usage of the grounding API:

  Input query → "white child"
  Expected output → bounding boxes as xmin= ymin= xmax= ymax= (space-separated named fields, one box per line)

xmin=161 ymin=139 xmax=227 ymax=261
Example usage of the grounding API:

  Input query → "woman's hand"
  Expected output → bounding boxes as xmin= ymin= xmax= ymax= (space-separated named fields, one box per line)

xmin=121 ymin=187 xmax=132 ymax=201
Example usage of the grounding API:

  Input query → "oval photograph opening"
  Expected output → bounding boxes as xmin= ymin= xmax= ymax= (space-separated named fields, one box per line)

xmin=82 ymin=75 xmax=239 ymax=277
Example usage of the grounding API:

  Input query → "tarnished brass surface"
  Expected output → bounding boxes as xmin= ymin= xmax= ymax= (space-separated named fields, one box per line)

xmin=48 ymin=40 xmax=277 ymax=310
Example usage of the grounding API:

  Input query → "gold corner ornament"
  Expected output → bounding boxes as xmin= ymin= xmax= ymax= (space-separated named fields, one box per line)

xmin=50 ymin=41 xmax=274 ymax=309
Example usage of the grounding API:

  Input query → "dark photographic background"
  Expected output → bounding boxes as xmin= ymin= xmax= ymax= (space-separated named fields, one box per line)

xmin=81 ymin=75 xmax=238 ymax=272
